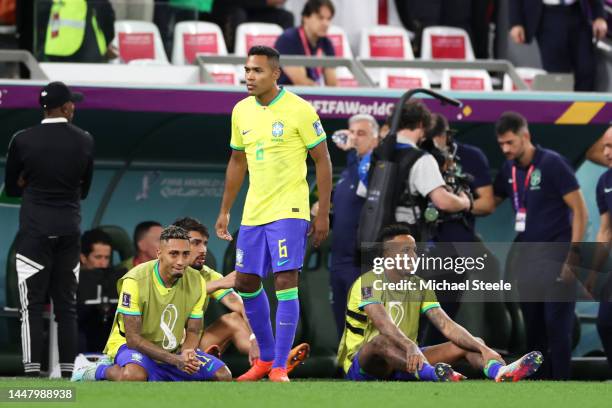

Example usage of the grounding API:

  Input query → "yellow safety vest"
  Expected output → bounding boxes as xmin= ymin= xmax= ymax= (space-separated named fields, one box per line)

xmin=44 ymin=0 xmax=107 ymax=57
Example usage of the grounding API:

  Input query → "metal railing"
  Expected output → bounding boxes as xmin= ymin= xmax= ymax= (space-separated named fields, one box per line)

xmin=196 ymin=54 xmax=530 ymax=90
xmin=0 ymin=50 xmax=48 ymax=80
xmin=196 ymin=54 xmax=374 ymax=87
xmin=357 ymin=57 xmax=529 ymax=90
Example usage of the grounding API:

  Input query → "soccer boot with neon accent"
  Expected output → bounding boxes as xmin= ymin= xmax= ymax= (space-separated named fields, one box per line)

xmin=495 ymin=351 xmax=543 ymax=382
xmin=71 ymin=355 xmax=112 ymax=382
xmin=204 ymin=344 xmax=222 ymax=360
xmin=269 ymin=367 xmax=290 ymax=382
xmin=434 ymin=362 xmax=467 ymax=382
xmin=286 ymin=343 xmax=310 ymax=374
xmin=236 ymin=359 xmax=273 ymax=382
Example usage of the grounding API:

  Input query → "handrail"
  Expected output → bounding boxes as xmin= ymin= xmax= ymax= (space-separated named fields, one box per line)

xmin=0 ymin=50 xmax=48 ymax=80
xmin=196 ymin=54 xmax=374 ymax=87
xmin=357 ymin=57 xmax=529 ymax=90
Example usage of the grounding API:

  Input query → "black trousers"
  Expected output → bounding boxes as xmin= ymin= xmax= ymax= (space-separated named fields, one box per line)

xmin=597 ymin=301 xmax=612 ymax=371
xmin=16 ymin=232 xmax=80 ymax=377
xmin=536 ymin=4 xmax=596 ymax=91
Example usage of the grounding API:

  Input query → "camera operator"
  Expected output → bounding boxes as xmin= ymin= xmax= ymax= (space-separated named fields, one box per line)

xmin=423 ymin=113 xmax=495 ymax=242
xmin=384 ymin=101 xmax=472 ymax=241
xmin=417 ymin=113 xmax=495 ymax=344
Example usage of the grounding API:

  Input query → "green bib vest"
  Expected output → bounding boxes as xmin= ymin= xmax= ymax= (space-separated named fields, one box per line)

xmin=116 ymin=261 xmax=203 ymax=354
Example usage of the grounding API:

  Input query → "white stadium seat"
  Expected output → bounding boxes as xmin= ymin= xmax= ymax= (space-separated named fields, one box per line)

xmin=172 ymin=21 xmax=238 ymax=85
xmin=441 ymin=69 xmax=493 ymax=91
xmin=172 ymin=21 xmax=227 ymax=65
xmin=503 ymin=67 xmax=547 ymax=91
xmin=327 ymin=25 xmax=359 ymax=87
xmin=379 ymin=68 xmax=430 ymax=90
xmin=421 ymin=26 xmax=475 ymax=61
xmin=234 ymin=22 xmax=283 ymax=56
xmin=359 ymin=25 xmax=414 ymax=86
xmin=113 ymin=20 xmax=169 ymax=65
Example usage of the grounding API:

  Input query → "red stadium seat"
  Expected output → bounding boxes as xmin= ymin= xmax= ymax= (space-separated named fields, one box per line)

xmin=441 ymin=69 xmax=493 ymax=91
xmin=379 ymin=68 xmax=431 ymax=89
xmin=503 ymin=67 xmax=547 ymax=91
xmin=234 ymin=23 xmax=283 ymax=56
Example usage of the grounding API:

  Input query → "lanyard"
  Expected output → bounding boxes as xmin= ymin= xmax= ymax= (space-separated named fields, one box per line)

xmin=298 ymin=27 xmax=324 ymax=82
xmin=512 ymin=164 xmax=534 ymax=211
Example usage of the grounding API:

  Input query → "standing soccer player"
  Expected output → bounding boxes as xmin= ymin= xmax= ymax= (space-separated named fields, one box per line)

xmin=216 ymin=46 xmax=332 ymax=382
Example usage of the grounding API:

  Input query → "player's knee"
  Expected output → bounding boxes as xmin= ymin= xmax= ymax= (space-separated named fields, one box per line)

xmin=274 ymin=270 xmax=298 ymax=290
xmin=119 ymin=364 xmax=148 ymax=381
xmin=213 ymin=365 xmax=232 ymax=382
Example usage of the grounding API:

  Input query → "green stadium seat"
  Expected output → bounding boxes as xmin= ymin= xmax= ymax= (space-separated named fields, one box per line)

xmin=98 ymin=225 xmax=134 ymax=263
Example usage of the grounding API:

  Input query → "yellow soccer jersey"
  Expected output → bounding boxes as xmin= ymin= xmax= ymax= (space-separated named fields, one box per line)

xmin=104 ymin=262 xmax=206 ymax=358
xmin=336 ymin=271 xmax=440 ymax=373
xmin=230 ymin=88 xmax=327 ymax=226
xmin=200 ymin=265 xmax=233 ymax=315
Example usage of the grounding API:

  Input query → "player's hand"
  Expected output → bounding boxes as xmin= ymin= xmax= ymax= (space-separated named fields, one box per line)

xmin=584 ymin=271 xmax=598 ymax=298
xmin=218 ymin=271 xmax=237 ymax=290
xmin=178 ymin=349 xmax=200 ymax=375
xmin=481 ymin=348 xmax=505 ymax=365
xmin=308 ymin=212 xmax=329 ymax=248
xmin=510 ymin=25 xmax=525 ymax=44
xmin=215 ymin=212 xmax=233 ymax=241
xmin=248 ymin=337 xmax=260 ymax=365
xmin=593 ymin=18 xmax=608 ymax=41
xmin=405 ymin=351 xmax=425 ymax=373
xmin=559 ymin=252 xmax=579 ymax=284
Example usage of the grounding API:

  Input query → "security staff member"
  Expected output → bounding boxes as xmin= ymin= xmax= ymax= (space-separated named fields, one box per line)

xmin=38 ymin=0 xmax=116 ymax=63
xmin=330 ymin=114 xmax=379 ymax=337
xmin=5 ymin=81 xmax=94 ymax=378
xmin=493 ymin=112 xmax=588 ymax=380
xmin=588 ymin=126 xmax=612 ymax=371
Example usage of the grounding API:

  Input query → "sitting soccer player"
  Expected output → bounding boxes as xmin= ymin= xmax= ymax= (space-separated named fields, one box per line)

xmin=72 ymin=225 xmax=231 ymax=382
xmin=172 ymin=217 xmax=309 ymax=372
xmin=337 ymin=224 xmax=543 ymax=382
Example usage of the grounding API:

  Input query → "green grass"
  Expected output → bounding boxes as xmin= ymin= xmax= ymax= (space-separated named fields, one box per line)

xmin=0 ymin=379 xmax=611 ymax=408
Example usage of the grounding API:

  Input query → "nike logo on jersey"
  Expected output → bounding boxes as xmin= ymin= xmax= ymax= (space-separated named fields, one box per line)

xmin=277 ymin=259 xmax=290 ymax=266
xmin=605 ymin=188 xmax=612 ymax=194
xmin=242 ymin=129 xmax=253 ymax=135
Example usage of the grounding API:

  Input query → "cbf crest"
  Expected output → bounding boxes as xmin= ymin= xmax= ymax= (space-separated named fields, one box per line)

xmin=530 ymin=169 xmax=542 ymax=189
xmin=272 ymin=121 xmax=284 ymax=138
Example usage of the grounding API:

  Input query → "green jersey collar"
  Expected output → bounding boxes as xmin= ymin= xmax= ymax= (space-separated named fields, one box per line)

xmin=256 ymin=87 xmax=285 ymax=107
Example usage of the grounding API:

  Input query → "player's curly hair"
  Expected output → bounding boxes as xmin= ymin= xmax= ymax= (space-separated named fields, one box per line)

xmin=159 ymin=225 xmax=189 ymax=242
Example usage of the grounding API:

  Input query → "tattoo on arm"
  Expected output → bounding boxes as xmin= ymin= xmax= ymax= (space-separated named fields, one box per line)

xmin=425 ymin=308 xmax=483 ymax=353
xmin=123 ymin=314 xmax=178 ymax=366
xmin=182 ymin=317 xmax=202 ymax=351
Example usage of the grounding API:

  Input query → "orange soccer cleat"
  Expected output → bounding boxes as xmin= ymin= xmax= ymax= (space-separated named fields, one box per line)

xmin=286 ymin=343 xmax=310 ymax=374
xmin=268 ymin=367 xmax=290 ymax=382
xmin=236 ymin=359 xmax=273 ymax=382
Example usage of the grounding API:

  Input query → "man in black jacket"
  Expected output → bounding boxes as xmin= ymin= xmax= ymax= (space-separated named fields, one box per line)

xmin=5 ymin=81 xmax=94 ymax=378
xmin=509 ymin=0 xmax=608 ymax=91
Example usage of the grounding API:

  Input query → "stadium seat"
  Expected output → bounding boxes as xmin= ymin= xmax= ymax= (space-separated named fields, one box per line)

xmin=234 ymin=22 xmax=283 ymax=56
xmin=359 ymin=25 xmax=414 ymax=86
xmin=97 ymin=225 xmax=134 ymax=264
xmin=379 ymin=68 xmax=431 ymax=89
xmin=421 ymin=26 xmax=475 ymax=86
xmin=113 ymin=20 xmax=169 ymax=65
xmin=172 ymin=21 xmax=228 ymax=65
xmin=441 ymin=69 xmax=493 ymax=91
xmin=327 ymin=25 xmax=359 ymax=87
xmin=421 ymin=26 xmax=475 ymax=61
xmin=503 ymin=67 xmax=547 ymax=91
xmin=171 ymin=21 xmax=239 ymax=85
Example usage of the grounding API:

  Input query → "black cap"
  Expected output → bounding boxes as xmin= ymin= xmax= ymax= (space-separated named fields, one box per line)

xmin=39 ymin=81 xmax=83 ymax=110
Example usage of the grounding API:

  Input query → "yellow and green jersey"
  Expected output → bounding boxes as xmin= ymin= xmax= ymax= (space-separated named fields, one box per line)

xmin=199 ymin=265 xmax=233 ymax=316
xmin=104 ymin=260 xmax=206 ymax=358
xmin=230 ymin=88 xmax=327 ymax=226
xmin=337 ymin=270 xmax=440 ymax=373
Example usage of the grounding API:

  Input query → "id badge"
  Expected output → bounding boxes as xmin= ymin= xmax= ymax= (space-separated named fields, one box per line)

xmin=515 ymin=209 xmax=527 ymax=232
